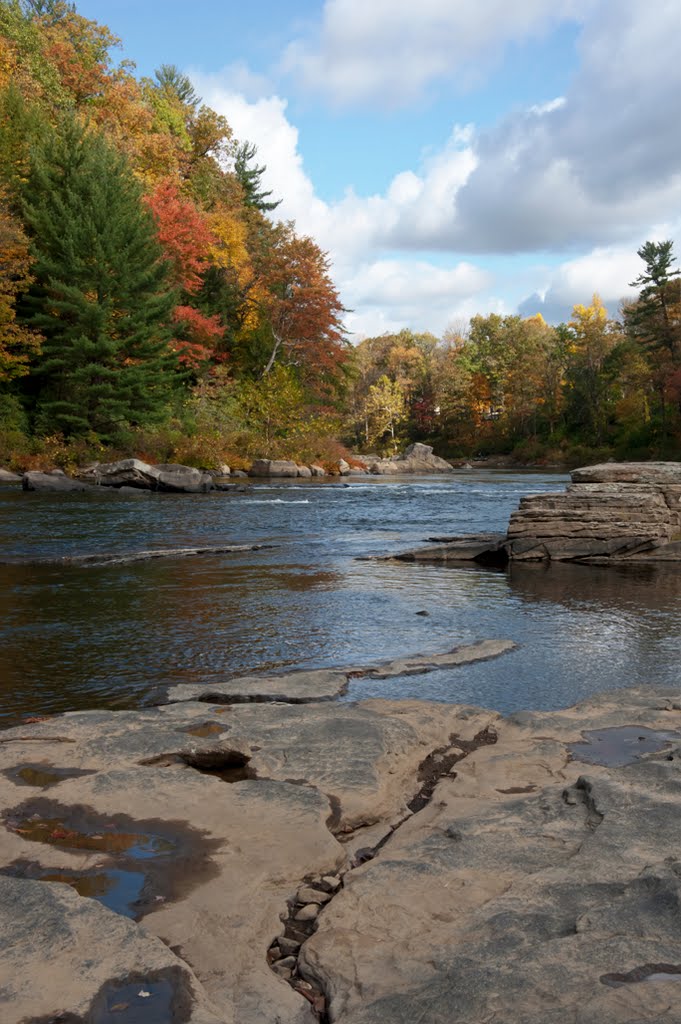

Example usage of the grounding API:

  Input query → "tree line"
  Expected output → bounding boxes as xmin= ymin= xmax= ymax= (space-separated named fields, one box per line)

xmin=0 ymin=0 xmax=679 ymax=470
xmin=348 ymin=242 xmax=680 ymax=463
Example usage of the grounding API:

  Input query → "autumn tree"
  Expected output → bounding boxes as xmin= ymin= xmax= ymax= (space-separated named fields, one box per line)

xmin=563 ymin=295 xmax=622 ymax=443
xmin=0 ymin=200 xmax=41 ymax=380
xmin=252 ymin=224 xmax=347 ymax=401
xmin=364 ymin=375 xmax=408 ymax=451
xmin=20 ymin=117 xmax=179 ymax=439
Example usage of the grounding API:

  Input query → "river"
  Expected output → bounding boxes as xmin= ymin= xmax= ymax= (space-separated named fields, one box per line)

xmin=1 ymin=469 xmax=680 ymax=727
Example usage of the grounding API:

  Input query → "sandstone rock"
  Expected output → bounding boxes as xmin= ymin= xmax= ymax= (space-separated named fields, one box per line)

xmin=297 ymin=465 xmax=312 ymax=478
xmin=391 ymin=461 xmax=681 ymax=565
xmin=231 ymin=469 xmax=249 ymax=478
xmin=2 ymin=681 xmax=680 ymax=1023
xmin=0 ymin=876 xmax=224 ymax=1024
xmin=338 ymin=458 xmax=351 ymax=475
xmin=166 ymin=640 xmax=515 ymax=705
xmin=218 ymin=464 xmax=231 ymax=476
xmin=167 ymin=668 xmax=350 ymax=705
xmin=572 ymin=461 xmax=681 ymax=484
xmin=310 ymin=465 xmax=326 ymax=477
xmin=299 ymin=687 xmax=681 ymax=1023
xmin=249 ymin=459 xmax=300 ymax=477
xmin=0 ymin=468 xmax=21 ymax=483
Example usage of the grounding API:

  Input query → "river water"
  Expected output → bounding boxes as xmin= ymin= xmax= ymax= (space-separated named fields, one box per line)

xmin=1 ymin=470 xmax=680 ymax=728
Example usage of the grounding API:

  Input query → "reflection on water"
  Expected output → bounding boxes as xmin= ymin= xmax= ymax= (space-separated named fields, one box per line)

xmin=1 ymin=471 xmax=680 ymax=725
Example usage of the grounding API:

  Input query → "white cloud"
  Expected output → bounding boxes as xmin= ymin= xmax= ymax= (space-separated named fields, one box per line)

xmin=518 ymin=224 xmax=681 ymax=322
xmin=281 ymin=0 xmax=592 ymax=106
xmin=191 ymin=0 xmax=681 ymax=336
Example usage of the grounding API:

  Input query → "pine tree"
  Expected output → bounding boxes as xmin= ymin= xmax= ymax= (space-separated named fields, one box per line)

xmin=20 ymin=116 xmax=179 ymax=439
xmin=627 ymin=240 xmax=681 ymax=361
xmin=234 ymin=141 xmax=280 ymax=213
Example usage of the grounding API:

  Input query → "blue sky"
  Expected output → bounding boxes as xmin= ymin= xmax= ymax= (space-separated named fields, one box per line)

xmin=77 ymin=0 xmax=681 ymax=340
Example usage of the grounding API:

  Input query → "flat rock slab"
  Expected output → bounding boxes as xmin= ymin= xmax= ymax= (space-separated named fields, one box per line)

xmin=299 ymin=686 xmax=681 ymax=1023
xmin=167 ymin=668 xmax=350 ymax=705
xmin=3 ymin=685 xmax=681 ymax=1023
xmin=1 ymin=542 xmax=276 ymax=568
xmin=0 ymin=875 xmax=223 ymax=1023
xmin=166 ymin=640 xmax=515 ymax=704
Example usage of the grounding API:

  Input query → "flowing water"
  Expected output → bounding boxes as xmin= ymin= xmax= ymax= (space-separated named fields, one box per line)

xmin=1 ymin=470 xmax=680 ymax=727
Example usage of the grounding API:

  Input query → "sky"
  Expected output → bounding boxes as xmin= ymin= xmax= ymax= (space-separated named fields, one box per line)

xmin=76 ymin=0 xmax=681 ymax=342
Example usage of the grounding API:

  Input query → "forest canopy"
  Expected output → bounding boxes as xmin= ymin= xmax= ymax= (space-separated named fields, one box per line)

xmin=0 ymin=0 xmax=680 ymax=470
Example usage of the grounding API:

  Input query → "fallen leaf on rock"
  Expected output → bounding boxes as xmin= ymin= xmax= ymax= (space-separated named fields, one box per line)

xmin=110 ymin=1003 xmax=129 ymax=1012
xmin=138 ymin=990 xmax=151 ymax=998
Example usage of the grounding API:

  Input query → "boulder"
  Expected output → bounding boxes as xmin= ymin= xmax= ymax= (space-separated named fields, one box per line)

xmin=0 ymin=468 xmax=22 ymax=484
xmin=249 ymin=459 xmax=300 ymax=478
xmin=297 ymin=465 xmax=312 ymax=478
xmin=368 ymin=444 xmax=452 ymax=475
xmin=309 ymin=465 xmax=326 ymax=477
xmin=93 ymin=459 xmax=213 ymax=493
xmin=22 ymin=471 xmax=94 ymax=493
xmin=338 ymin=458 xmax=351 ymax=476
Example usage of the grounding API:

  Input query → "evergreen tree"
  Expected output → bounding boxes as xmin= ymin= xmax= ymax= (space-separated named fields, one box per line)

xmin=234 ymin=141 xmax=280 ymax=212
xmin=20 ymin=116 xmax=179 ymax=439
xmin=627 ymin=240 xmax=681 ymax=361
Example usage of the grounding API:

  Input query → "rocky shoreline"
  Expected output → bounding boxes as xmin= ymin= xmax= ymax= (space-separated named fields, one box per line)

xmin=0 ymin=443 xmax=456 ymax=495
xmin=2 ymin=638 xmax=681 ymax=1023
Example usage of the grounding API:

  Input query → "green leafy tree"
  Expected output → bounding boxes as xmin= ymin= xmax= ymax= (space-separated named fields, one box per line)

xmin=364 ymin=374 xmax=408 ymax=452
xmin=20 ymin=116 xmax=179 ymax=439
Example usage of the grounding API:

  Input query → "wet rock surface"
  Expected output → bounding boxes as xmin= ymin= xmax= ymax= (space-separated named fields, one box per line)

xmin=165 ymin=639 xmax=514 ymax=705
xmin=2 ymin=679 xmax=681 ymax=1022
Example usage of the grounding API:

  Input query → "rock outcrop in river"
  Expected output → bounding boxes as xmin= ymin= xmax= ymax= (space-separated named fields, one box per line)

xmin=395 ymin=461 xmax=681 ymax=565
xmin=360 ymin=442 xmax=453 ymax=475
xmin=2 ymin=647 xmax=681 ymax=1023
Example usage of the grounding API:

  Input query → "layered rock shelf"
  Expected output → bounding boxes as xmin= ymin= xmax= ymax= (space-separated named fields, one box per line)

xmin=3 ymin=660 xmax=681 ymax=1022
xmin=393 ymin=462 xmax=681 ymax=565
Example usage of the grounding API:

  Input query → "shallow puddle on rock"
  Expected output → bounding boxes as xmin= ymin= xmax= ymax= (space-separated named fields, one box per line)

xmin=2 ymin=801 xmax=220 ymax=919
xmin=569 ymin=726 xmax=681 ymax=767
xmin=601 ymin=963 xmax=681 ymax=987
xmin=5 ymin=765 xmax=95 ymax=788
xmin=6 ymin=813 xmax=176 ymax=857
xmin=194 ymin=758 xmax=257 ymax=783
xmin=33 ymin=967 xmax=195 ymax=1024
xmin=176 ymin=721 xmax=225 ymax=738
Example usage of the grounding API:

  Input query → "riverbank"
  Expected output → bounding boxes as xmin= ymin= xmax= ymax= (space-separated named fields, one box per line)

xmin=2 ymin=660 xmax=681 ymax=1023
